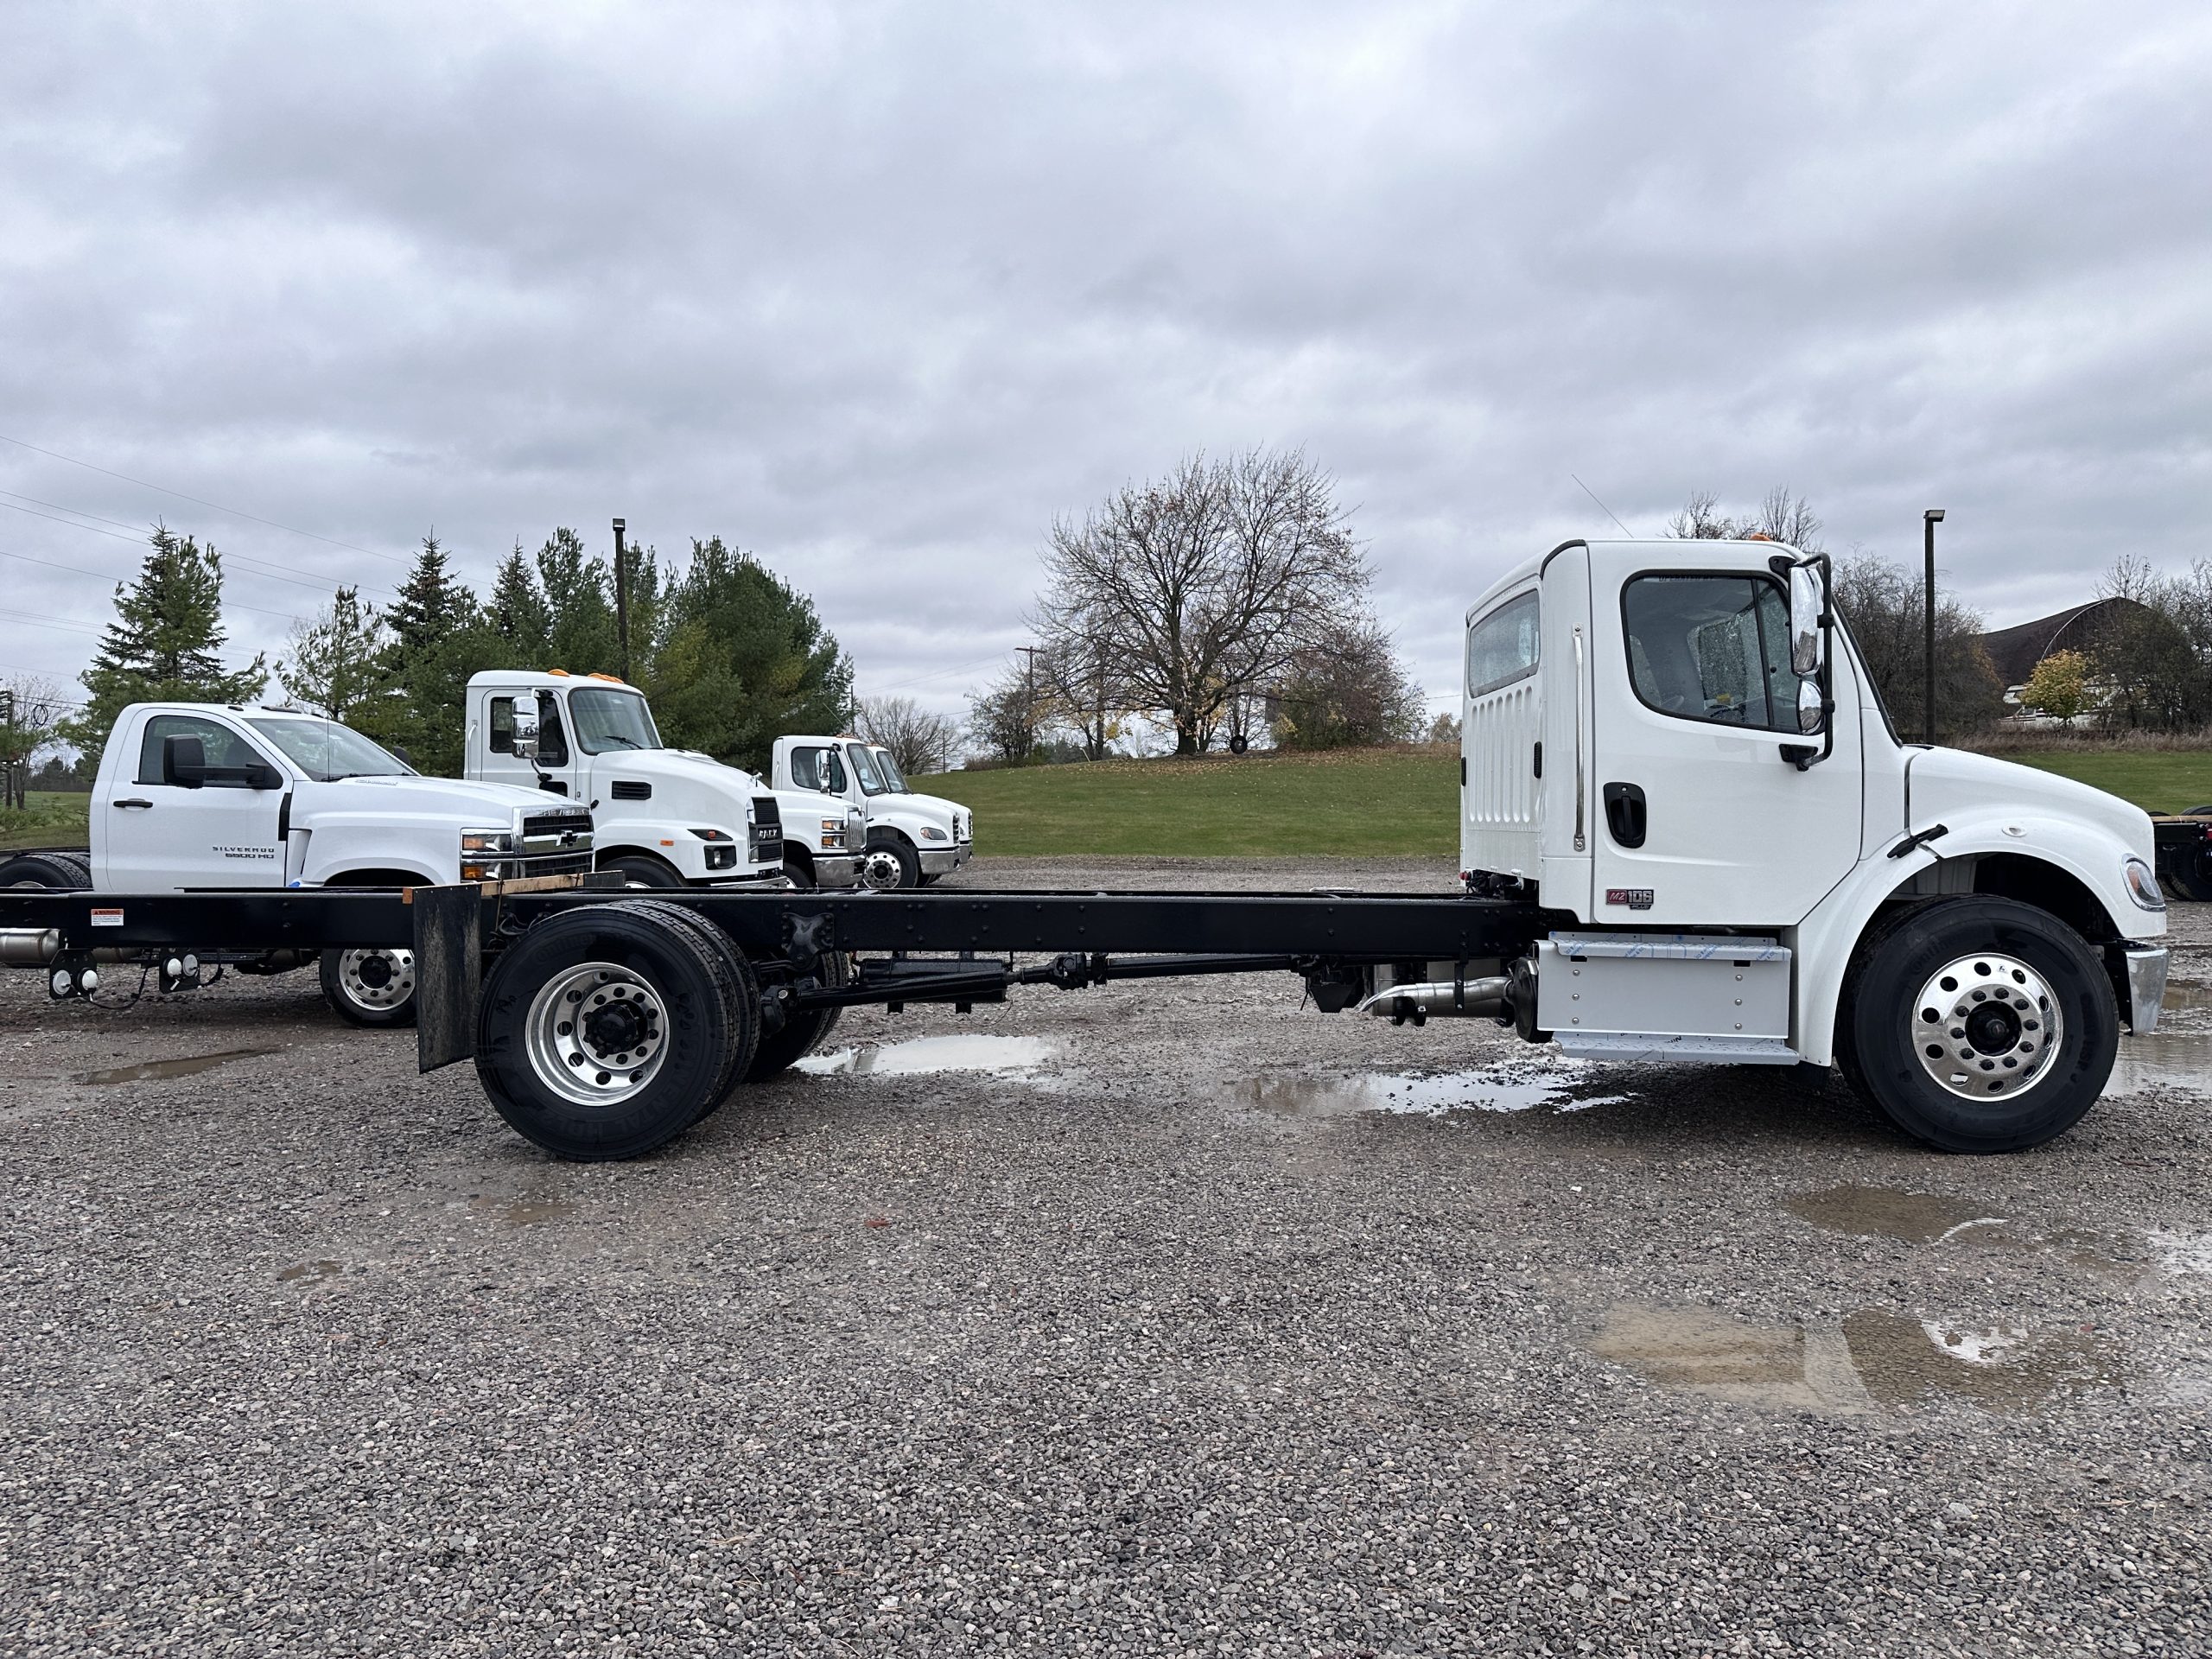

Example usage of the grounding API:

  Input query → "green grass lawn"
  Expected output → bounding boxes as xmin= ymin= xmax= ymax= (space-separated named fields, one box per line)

xmin=1989 ymin=751 xmax=2212 ymax=817
xmin=0 ymin=791 xmax=91 ymax=853
xmin=920 ymin=745 xmax=2212 ymax=859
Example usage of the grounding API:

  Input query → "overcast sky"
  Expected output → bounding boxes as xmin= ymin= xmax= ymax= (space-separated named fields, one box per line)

xmin=3 ymin=1 xmax=2207 ymax=730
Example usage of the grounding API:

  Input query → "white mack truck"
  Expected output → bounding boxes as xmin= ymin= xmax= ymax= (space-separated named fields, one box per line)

xmin=771 ymin=734 xmax=973 ymax=890
xmin=461 ymin=671 xmax=863 ymax=891
xmin=0 ymin=701 xmax=592 ymax=1027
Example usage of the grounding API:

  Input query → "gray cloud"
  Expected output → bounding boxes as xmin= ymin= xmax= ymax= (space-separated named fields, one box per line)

xmin=3 ymin=1 xmax=2207 ymax=722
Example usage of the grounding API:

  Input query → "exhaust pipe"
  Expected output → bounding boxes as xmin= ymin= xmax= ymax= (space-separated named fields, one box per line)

xmin=1357 ymin=975 xmax=1509 ymax=1023
xmin=1 ymin=928 xmax=61 ymax=966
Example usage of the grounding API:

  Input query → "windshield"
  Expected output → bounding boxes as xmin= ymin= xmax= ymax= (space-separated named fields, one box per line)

xmin=872 ymin=747 xmax=908 ymax=791
xmin=848 ymin=742 xmax=887 ymax=796
xmin=246 ymin=716 xmax=413 ymax=781
xmin=569 ymin=687 xmax=661 ymax=754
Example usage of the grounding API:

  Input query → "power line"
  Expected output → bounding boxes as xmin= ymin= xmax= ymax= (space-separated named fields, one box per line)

xmin=0 ymin=546 xmax=307 ymax=623
xmin=0 ymin=494 xmax=399 ymax=601
xmin=1571 ymin=474 xmax=1638 ymax=538
xmin=0 ymin=431 xmax=410 ymax=565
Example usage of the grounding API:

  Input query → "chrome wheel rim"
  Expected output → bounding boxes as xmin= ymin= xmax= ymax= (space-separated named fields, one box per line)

xmin=858 ymin=849 xmax=905 ymax=891
xmin=1910 ymin=952 xmax=2062 ymax=1101
xmin=338 ymin=947 xmax=416 ymax=1010
xmin=524 ymin=961 xmax=669 ymax=1106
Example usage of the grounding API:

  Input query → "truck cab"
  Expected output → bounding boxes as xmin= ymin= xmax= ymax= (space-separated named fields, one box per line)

xmin=1452 ymin=537 xmax=2167 ymax=1151
xmin=462 ymin=671 xmax=861 ymax=889
xmin=772 ymin=735 xmax=974 ymax=890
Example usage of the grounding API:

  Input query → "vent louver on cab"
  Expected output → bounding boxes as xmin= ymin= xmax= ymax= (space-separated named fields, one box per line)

xmin=610 ymin=779 xmax=652 ymax=801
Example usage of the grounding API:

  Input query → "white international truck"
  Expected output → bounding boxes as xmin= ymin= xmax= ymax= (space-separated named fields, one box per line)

xmin=461 ymin=671 xmax=863 ymax=890
xmin=0 ymin=700 xmax=592 ymax=1026
xmin=771 ymin=734 xmax=973 ymax=889
xmin=2 ymin=535 xmax=2167 ymax=1163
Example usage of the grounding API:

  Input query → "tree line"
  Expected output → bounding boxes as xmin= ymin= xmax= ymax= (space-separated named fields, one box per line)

xmin=57 ymin=525 xmax=854 ymax=776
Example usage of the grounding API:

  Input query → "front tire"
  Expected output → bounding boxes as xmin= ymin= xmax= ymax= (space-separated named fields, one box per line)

xmin=858 ymin=840 xmax=918 ymax=892
xmin=1838 ymin=897 xmax=2117 ymax=1153
xmin=321 ymin=947 xmax=419 ymax=1027
xmin=782 ymin=855 xmax=817 ymax=891
xmin=601 ymin=853 xmax=684 ymax=889
xmin=474 ymin=900 xmax=751 ymax=1160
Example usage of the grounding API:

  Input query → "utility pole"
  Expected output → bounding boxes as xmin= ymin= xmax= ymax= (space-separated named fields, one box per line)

xmin=613 ymin=517 xmax=631 ymax=682
xmin=1923 ymin=508 xmax=1944 ymax=744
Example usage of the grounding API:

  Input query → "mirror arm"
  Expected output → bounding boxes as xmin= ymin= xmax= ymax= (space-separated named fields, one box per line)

xmin=1781 ymin=553 xmax=1837 ymax=772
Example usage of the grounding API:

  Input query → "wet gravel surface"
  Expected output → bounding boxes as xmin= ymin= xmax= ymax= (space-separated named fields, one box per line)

xmin=3 ymin=860 xmax=2209 ymax=1656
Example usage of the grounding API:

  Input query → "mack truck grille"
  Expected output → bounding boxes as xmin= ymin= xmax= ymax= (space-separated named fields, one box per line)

xmin=748 ymin=796 xmax=782 ymax=865
xmin=518 ymin=809 xmax=595 ymax=877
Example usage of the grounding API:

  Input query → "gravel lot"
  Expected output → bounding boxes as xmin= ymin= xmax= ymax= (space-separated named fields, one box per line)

xmin=3 ymin=858 xmax=2209 ymax=1656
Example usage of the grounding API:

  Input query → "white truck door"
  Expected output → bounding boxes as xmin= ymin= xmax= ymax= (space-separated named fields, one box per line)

xmin=1537 ymin=545 xmax=1596 ymax=914
xmin=476 ymin=688 xmax=578 ymax=798
xmin=100 ymin=711 xmax=287 ymax=891
xmin=786 ymin=742 xmax=855 ymax=805
xmin=1586 ymin=545 xmax=1862 ymax=926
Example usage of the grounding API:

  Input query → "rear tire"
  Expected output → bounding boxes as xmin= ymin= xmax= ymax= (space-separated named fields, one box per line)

xmin=608 ymin=899 xmax=762 ymax=1122
xmin=745 ymin=950 xmax=849 ymax=1081
xmin=2166 ymin=852 xmax=2212 ymax=904
xmin=1837 ymin=896 xmax=2116 ymax=1153
xmin=320 ymin=947 xmax=419 ymax=1027
xmin=0 ymin=853 xmax=90 ymax=889
xmin=474 ymin=900 xmax=747 ymax=1160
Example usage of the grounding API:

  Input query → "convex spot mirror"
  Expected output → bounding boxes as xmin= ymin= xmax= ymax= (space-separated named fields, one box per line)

xmin=1787 ymin=562 xmax=1825 ymax=677
xmin=1798 ymin=677 xmax=1825 ymax=734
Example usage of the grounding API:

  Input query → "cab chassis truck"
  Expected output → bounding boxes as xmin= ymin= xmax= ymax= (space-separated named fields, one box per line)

xmin=0 ymin=539 xmax=2171 ymax=1160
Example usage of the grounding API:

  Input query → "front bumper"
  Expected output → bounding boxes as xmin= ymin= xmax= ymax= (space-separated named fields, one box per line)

xmin=811 ymin=854 xmax=861 ymax=887
xmin=2120 ymin=944 xmax=2168 ymax=1034
xmin=918 ymin=841 xmax=974 ymax=877
xmin=700 ymin=868 xmax=793 ymax=891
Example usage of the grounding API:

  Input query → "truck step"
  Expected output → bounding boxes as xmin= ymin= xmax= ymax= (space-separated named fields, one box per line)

xmin=1553 ymin=1033 xmax=1801 ymax=1065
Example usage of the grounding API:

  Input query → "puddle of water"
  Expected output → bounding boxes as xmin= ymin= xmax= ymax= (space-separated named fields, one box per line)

xmin=276 ymin=1259 xmax=341 ymax=1284
xmin=1589 ymin=1305 xmax=1827 ymax=1411
xmin=2161 ymin=978 xmax=2209 ymax=1016
xmin=794 ymin=1034 xmax=1063 ymax=1078
xmin=1238 ymin=1063 xmax=1628 ymax=1119
xmin=1783 ymin=1185 xmax=2013 ymax=1245
xmin=80 ymin=1047 xmax=277 ymax=1085
xmin=1842 ymin=1309 xmax=2117 ymax=1414
xmin=2107 ymin=1031 xmax=2212 ymax=1096
xmin=469 ymin=1195 xmax=576 ymax=1226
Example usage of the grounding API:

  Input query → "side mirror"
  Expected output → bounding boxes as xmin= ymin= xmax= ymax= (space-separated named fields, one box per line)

xmin=510 ymin=708 xmax=541 ymax=761
xmin=1798 ymin=677 xmax=1825 ymax=734
xmin=1788 ymin=561 xmax=1825 ymax=677
xmin=163 ymin=734 xmax=207 ymax=788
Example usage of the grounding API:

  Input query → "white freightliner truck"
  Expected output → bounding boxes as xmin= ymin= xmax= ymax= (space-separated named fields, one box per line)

xmin=0 ymin=701 xmax=593 ymax=1025
xmin=771 ymin=734 xmax=973 ymax=889
xmin=461 ymin=671 xmax=864 ymax=890
xmin=0 ymin=536 xmax=2168 ymax=1162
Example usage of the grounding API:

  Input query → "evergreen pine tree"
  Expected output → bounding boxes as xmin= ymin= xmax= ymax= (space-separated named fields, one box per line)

xmin=66 ymin=526 xmax=268 ymax=764
xmin=281 ymin=587 xmax=389 ymax=721
xmin=360 ymin=531 xmax=486 ymax=773
xmin=486 ymin=542 xmax=553 ymax=658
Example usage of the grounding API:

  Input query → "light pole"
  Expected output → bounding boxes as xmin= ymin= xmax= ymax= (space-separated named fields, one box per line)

xmin=613 ymin=517 xmax=630 ymax=683
xmin=1923 ymin=508 xmax=1944 ymax=744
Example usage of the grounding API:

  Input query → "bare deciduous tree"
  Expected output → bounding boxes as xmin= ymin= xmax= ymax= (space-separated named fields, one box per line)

xmin=1268 ymin=615 xmax=1426 ymax=750
xmin=1667 ymin=487 xmax=1823 ymax=550
xmin=1033 ymin=448 xmax=1367 ymax=753
xmin=855 ymin=695 xmax=962 ymax=777
xmin=967 ymin=664 xmax=1049 ymax=765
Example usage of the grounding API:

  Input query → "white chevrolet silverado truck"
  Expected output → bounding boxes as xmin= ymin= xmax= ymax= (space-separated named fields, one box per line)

xmin=0 ymin=701 xmax=592 ymax=1026
xmin=771 ymin=735 xmax=973 ymax=889
xmin=462 ymin=671 xmax=863 ymax=890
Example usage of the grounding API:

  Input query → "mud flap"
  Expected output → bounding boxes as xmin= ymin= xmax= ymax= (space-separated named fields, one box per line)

xmin=410 ymin=883 xmax=484 ymax=1072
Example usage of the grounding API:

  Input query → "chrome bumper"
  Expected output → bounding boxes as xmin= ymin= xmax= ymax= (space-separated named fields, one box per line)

xmin=812 ymin=854 xmax=861 ymax=887
xmin=2121 ymin=944 xmax=2168 ymax=1034
xmin=918 ymin=842 xmax=973 ymax=876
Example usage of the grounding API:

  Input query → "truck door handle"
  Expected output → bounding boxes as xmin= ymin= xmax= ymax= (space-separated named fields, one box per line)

xmin=112 ymin=798 xmax=153 ymax=810
xmin=1603 ymin=782 xmax=1646 ymax=849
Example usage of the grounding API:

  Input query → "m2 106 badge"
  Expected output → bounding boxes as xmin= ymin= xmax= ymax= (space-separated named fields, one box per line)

xmin=1605 ymin=887 xmax=1654 ymax=911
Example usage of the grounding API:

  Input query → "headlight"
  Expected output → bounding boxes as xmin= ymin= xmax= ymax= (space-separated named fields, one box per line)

xmin=918 ymin=824 xmax=949 ymax=842
xmin=461 ymin=829 xmax=514 ymax=854
xmin=2123 ymin=856 xmax=2165 ymax=912
xmin=819 ymin=817 xmax=847 ymax=849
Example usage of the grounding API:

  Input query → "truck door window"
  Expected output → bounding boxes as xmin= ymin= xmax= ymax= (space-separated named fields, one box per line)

xmin=488 ymin=697 xmax=516 ymax=753
xmin=1466 ymin=591 xmax=1540 ymax=696
xmin=790 ymin=747 xmax=847 ymax=793
xmin=135 ymin=715 xmax=263 ymax=786
xmin=1623 ymin=574 xmax=1805 ymax=732
xmin=535 ymin=691 xmax=569 ymax=766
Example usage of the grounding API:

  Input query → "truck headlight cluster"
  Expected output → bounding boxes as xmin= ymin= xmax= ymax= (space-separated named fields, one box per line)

xmin=461 ymin=827 xmax=515 ymax=882
xmin=2123 ymin=856 xmax=2165 ymax=912
xmin=919 ymin=825 xmax=949 ymax=842
xmin=819 ymin=817 xmax=847 ymax=849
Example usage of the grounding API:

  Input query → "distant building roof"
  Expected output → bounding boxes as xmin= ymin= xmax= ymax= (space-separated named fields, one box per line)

xmin=1979 ymin=596 xmax=2154 ymax=688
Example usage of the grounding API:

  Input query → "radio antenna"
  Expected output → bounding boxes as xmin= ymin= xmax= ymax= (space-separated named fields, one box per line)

xmin=1571 ymin=474 xmax=1637 ymax=537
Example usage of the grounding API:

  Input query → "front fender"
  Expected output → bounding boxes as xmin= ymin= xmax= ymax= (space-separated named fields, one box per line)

xmin=300 ymin=825 xmax=447 ymax=888
xmin=1795 ymin=810 xmax=2160 ymax=1066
